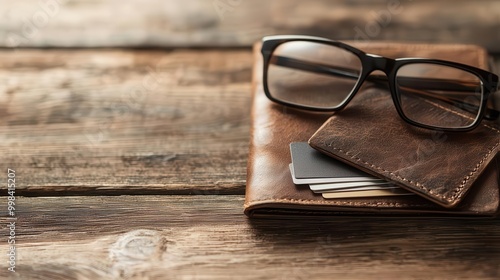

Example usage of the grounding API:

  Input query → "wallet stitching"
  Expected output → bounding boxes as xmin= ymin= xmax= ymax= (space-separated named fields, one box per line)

xmin=328 ymin=146 xmax=433 ymax=195
xmin=423 ymin=100 xmax=500 ymax=133
xmin=451 ymin=141 xmax=499 ymax=200
xmin=423 ymin=100 xmax=476 ymax=124
xmin=244 ymin=199 xmax=430 ymax=208
xmin=327 ymin=138 xmax=499 ymax=204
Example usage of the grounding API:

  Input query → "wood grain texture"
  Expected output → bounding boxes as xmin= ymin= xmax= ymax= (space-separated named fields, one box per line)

xmin=1 ymin=0 xmax=499 ymax=51
xmin=1 ymin=51 xmax=499 ymax=195
xmin=0 ymin=49 xmax=253 ymax=195
xmin=0 ymin=195 xmax=499 ymax=279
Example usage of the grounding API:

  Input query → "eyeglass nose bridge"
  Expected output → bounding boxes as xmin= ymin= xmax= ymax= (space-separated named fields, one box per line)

xmin=364 ymin=54 xmax=396 ymax=75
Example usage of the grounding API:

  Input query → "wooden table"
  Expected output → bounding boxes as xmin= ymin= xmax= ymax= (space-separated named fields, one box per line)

xmin=1 ymin=1 xmax=500 ymax=279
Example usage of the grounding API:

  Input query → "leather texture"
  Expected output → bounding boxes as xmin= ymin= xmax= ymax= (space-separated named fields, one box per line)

xmin=309 ymin=91 xmax=499 ymax=208
xmin=244 ymin=41 xmax=500 ymax=217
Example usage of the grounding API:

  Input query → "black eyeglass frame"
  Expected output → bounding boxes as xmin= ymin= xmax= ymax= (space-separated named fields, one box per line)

xmin=261 ymin=35 xmax=500 ymax=132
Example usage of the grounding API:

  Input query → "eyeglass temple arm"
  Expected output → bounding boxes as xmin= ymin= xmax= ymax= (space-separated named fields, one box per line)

xmin=271 ymin=56 xmax=499 ymax=120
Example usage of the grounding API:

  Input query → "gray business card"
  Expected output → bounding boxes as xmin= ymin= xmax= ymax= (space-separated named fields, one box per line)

xmin=290 ymin=142 xmax=383 ymax=184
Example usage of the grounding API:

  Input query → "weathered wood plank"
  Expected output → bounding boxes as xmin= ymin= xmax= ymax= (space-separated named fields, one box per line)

xmin=1 ymin=0 xmax=500 ymax=51
xmin=0 ymin=195 xmax=499 ymax=279
xmin=0 ymin=49 xmax=253 ymax=195
xmin=2 ymin=52 xmax=500 ymax=195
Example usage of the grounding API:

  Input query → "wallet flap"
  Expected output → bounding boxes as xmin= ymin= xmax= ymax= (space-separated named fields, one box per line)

xmin=308 ymin=88 xmax=499 ymax=207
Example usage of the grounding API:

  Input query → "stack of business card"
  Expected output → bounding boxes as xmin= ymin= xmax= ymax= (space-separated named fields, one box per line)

xmin=290 ymin=142 xmax=413 ymax=199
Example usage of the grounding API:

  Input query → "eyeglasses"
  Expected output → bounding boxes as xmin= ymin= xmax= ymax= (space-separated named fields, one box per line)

xmin=261 ymin=35 xmax=500 ymax=132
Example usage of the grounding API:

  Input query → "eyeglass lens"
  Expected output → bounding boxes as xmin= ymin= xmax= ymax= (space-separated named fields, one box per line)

xmin=396 ymin=63 xmax=482 ymax=129
xmin=268 ymin=41 xmax=362 ymax=109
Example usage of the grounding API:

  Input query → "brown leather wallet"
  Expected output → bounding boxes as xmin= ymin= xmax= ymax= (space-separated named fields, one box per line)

xmin=244 ymin=41 xmax=500 ymax=218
